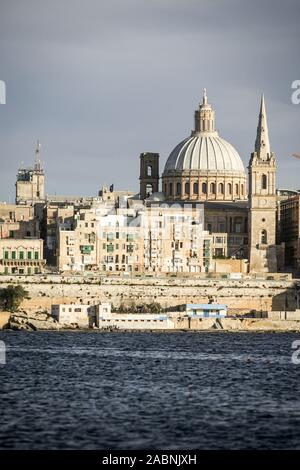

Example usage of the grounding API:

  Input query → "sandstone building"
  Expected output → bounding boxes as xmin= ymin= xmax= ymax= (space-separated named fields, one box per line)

xmin=3 ymin=89 xmax=296 ymax=276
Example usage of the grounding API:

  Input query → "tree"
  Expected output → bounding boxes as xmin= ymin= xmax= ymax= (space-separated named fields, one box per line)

xmin=0 ymin=285 xmax=29 ymax=312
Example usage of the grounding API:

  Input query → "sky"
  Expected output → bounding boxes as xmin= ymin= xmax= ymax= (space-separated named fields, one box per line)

xmin=0 ymin=0 xmax=299 ymax=201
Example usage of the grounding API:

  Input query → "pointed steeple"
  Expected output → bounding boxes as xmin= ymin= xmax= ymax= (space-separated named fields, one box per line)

xmin=255 ymin=94 xmax=271 ymax=159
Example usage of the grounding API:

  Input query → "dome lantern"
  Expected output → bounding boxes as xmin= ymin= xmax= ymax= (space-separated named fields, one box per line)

xmin=194 ymin=89 xmax=215 ymax=133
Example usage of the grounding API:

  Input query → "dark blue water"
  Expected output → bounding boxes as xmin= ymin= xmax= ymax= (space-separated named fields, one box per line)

xmin=1 ymin=331 xmax=300 ymax=449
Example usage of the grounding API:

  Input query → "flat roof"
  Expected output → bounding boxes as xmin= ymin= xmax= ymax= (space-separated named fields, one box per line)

xmin=186 ymin=303 xmax=227 ymax=310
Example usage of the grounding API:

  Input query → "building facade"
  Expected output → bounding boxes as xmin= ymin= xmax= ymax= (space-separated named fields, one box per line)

xmin=280 ymin=195 xmax=300 ymax=270
xmin=0 ymin=238 xmax=45 ymax=274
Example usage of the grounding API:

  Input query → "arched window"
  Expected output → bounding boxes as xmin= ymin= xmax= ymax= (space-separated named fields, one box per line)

xmin=219 ymin=183 xmax=224 ymax=194
xmin=185 ymin=182 xmax=190 ymax=195
xmin=261 ymin=229 xmax=267 ymax=244
xmin=147 ymin=165 xmax=152 ymax=177
xmin=169 ymin=182 xmax=173 ymax=196
xmin=235 ymin=183 xmax=239 ymax=195
xmin=261 ymin=174 xmax=267 ymax=190
xmin=193 ymin=182 xmax=199 ymax=194
xmin=176 ymin=182 xmax=181 ymax=196
xmin=202 ymin=182 xmax=207 ymax=194
xmin=241 ymin=184 xmax=244 ymax=195
xmin=228 ymin=183 xmax=232 ymax=195
xmin=164 ymin=183 xmax=167 ymax=195
xmin=146 ymin=184 xmax=153 ymax=197
xmin=210 ymin=182 xmax=216 ymax=194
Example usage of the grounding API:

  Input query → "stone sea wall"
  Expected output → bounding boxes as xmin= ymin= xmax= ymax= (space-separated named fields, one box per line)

xmin=0 ymin=274 xmax=300 ymax=315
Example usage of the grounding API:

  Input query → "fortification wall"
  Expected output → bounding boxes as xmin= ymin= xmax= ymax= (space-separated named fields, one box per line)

xmin=0 ymin=274 xmax=299 ymax=314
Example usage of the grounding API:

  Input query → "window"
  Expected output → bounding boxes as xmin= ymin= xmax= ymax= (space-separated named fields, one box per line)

xmin=176 ymin=182 xmax=181 ymax=196
xmin=215 ymin=248 xmax=224 ymax=257
xmin=218 ymin=183 xmax=224 ymax=194
xmin=235 ymin=184 xmax=239 ymax=195
xmin=202 ymin=182 xmax=207 ymax=194
xmin=9 ymin=231 xmax=14 ymax=238
xmin=147 ymin=165 xmax=152 ymax=177
xmin=12 ymin=251 xmax=16 ymax=259
xmin=185 ymin=182 xmax=190 ymax=195
xmin=28 ymin=251 xmax=32 ymax=260
xmin=74 ymin=308 xmax=82 ymax=312
xmin=241 ymin=184 xmax=244 ymax=196
xmin=261 ymin=174 xmax=267 ymax=190
xmin=261 ymin=230 xmax=267 ymax=244
xmin=210 ymin=182 xmax=216 ymax=194
xmin=146 ymin=183 xmax=153 ymax=196
xmin=4 ymin=251 xmax=9 ymax=260
xmin=19 ymin=251 xmax=24 ymax=260
xmin=193 ymin=182 xmax=199 ymax=194
xmin=228 ymin=183 xmax=232 ymax=195
xmin=169 ymin=183 xmax=173 ymax=196
xmin=34 ymin=252 xmax=39 ymax=260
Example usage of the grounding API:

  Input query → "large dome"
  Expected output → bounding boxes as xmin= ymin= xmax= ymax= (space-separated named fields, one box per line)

xmin=164 ymin=133 xmax=245 ymax=175
xmin=162 ymin=90 xmax=247 ymax=202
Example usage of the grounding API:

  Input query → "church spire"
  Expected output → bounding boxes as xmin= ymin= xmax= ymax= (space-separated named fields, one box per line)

xmin=255 ymin=94 xmax=271 ymax=159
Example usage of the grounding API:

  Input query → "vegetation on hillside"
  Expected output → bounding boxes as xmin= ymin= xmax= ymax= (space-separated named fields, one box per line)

xmin=0 ymin=285 xmax=29 ymax=312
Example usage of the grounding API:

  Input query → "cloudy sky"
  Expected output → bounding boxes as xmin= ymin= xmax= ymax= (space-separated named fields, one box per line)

xmin=0 ymin=0 xmax=299 ymax=201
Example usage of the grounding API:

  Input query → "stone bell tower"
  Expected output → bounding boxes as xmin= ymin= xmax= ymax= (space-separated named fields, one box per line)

xmin=139 ymin=152 xmax=159 ymax=199
xmin=248 ymin=95 xmax=277 ymax=273
xmin=15 ymin=140 xmax=45 ymax=205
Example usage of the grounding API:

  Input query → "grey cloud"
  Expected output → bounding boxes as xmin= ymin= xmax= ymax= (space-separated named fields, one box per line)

xmin=0 ymin=0 xmax=299 ymax=200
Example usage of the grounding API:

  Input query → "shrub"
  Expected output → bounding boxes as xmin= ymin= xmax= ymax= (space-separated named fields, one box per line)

xmin=0 ymin=285 xmax=29 ymax=312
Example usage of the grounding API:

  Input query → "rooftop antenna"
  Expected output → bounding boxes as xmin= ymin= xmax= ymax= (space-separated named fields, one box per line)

xmin=34 ymin=139 xmax=43 ymax=171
